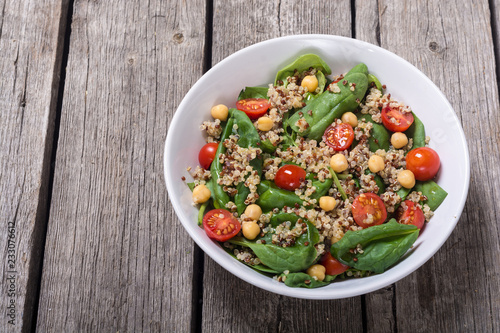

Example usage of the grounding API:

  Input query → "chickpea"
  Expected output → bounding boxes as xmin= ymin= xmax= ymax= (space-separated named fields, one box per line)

xmin=319 ymin=196 xmax=337 ymax=211
xmin=242 ymin=221 xmax=260 ymax=240
xmin=341 ymin=112 xmax=358 ymax=127
xmin=244 ymin=204 xmax=262 ymax=221
xmin=301 ymin=75 xmax=319 ymax=93
xmin=257 ymin=116 xmax=273 ymax=131
xmin=330 ymin=154 xmax=348 ymax=173
xmin=306 ymin=264 xmax=326 ymax=281
xmin=398 ymin=170 xmax=416 ymax=189
xmin=192 ymin=184 xmax=211 ymax=204
xmin=368 ymin=155 xmax=385 ymax=173
xmin=330 ymin=234 xmax=342 ymax=244
xmin=211 ymin=104 xmax=229 ymax=121
xmin=391 ymin=132 xmax=409 ymax=149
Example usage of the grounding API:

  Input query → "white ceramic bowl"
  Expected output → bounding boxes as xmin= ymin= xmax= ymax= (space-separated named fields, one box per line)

xmin=164 ymin=35 xmax=470 ymax=299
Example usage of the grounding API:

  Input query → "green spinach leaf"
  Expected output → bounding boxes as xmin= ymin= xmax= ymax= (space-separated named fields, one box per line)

xmin=330 ymin=220 xmax=419 ymax=273
xmin=260 ymin=139 xmax=277 ymax=153
xmin=238 ymin=86 xmax=269 ymax=100
xmin=210 ymin=117 xmax=234 ymax=208
xmin=283 ymin=272 xmax=330 ymax=288
xmin=229 ymin=109 xmax=263 ymax=214
xmin=275 ymin=54 xmax=331 ymax=86
xmin=365 ymin=169 xmax=386 ymax=194
xmin=198 ymin=201 xmax=209 ymax=225
xmin=414 ymin=180 xmax=448 ymax=211
xmin=230 ymin=221 xmax=320 ymax=273
xmin=287 ymin=69 xmax=368 ymax=141
xmin=222 ymin=245 xmax=279 ymax=274
xmin=405 ymin=112 xmax=426 ymax=149
xmin=256 ymin=181 xmax=303 ymax=212
xmin=358 ymin=114 xmax=390 ymax=152
xmin=315 ymin=70 xmax=327 ymax=94
xmin=367 ymin=73 xmax=383 ymax=91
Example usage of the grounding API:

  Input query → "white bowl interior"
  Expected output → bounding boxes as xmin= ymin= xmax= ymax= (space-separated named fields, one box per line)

xmin=164 ymin=35 xmax=470 ymax=299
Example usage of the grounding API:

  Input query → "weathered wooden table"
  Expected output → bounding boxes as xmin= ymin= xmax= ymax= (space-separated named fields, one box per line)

xmin=1 ymin=0 xmax=499 ymax=332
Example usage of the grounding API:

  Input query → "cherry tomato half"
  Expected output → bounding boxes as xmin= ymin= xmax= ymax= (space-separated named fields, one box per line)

xmin=274 ymin=164 xmax=306 ymax=191
xmin=406 ymin=147 xmax=440 ymax=181
xmin=236 ymin=98 xmax=270 ymax=120
xmin=381 ymin=106 xmax=414 ymax=132
xmin=320 ymin=252 xmax=349 ymax=276
xmin=202 ymin=209 xmax=241 ymax=242
xmin=395 ymin=200 xmax=425 ymax=229
xmin=199 ymin=142 xmax=219 ymax=169
xmin=323 ymin=123 xmax=354 ymax=151
xmin=352 ymin=193 xmax=387 ymax=228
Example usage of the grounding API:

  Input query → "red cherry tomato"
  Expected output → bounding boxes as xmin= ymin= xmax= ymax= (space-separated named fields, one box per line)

xmin=381 ymin=106 xmax=414 ymax=132
xmin=202 ymin=209 xmax=241 ymax=242
xmin=198 ymin=142 xmax=219 ymax=169
xmin=274 ymin=164 xmax=306 ymax=191
xmin=395 ymin=200 xmax=425 ymax=229
xmin=352 ymin=193 xmax=387 ymax=228
xmin=406 ymin=147 xmax=440 ymax=181
xmin=320 ymin=252 xmax=349 ymax=276
xmin=323 ymin=123 xmax=354 ymax=151
xmin=236 ymin=98 xmax=270 ymax=120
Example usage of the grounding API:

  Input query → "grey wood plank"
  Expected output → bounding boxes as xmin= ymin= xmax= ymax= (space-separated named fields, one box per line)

xmin=0 ymin=0 xmax=68 ymax=331
xmin=357 ymin=1 xmax=500 ymax=332
xmin=35 ymin=0 xmax=206 ymax=331
xmin=278 ymin=296 xmax=363 ymax=333
xmin=355 ymin=4 xmax=396 ymax=332
xmin=202 ymin=1 xmax=364 ymax=332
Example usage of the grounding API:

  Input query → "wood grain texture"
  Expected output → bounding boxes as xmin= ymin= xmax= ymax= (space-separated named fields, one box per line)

xmin=6 ymin=0 xmax=496 ymax=331
xmin=357 ymin=1 xmax=500 ymax=332
xmin=202 ymin=2 xmax=364 ymax=333
xmin=211 ymin=0 xmax=353 ymax=67
xmin=35 ymin=0 xmax=206 ymax=331
xmin=0 ymin=0 xmax=68 ymax=331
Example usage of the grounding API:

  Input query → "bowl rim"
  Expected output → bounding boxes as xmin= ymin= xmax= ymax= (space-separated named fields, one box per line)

xmin=164 ymin=34 xmax=470 ymax=299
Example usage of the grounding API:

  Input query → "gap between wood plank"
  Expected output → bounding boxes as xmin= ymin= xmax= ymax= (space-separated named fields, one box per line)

xmin=391 ymin=284 xmax=398 ymax=333
xmin=191 ymin=1 xmax=213 ymax=332
xmin=485 ymin=2 xmax=500 ymax=330
xmin=351 ymin=2 xmax=373 ymax=332
xmin=489 ymin=0 xmax=500 ymax=90
xmin=28 ymin=1 xmax=74 ymax=332
xmin=351 ymin=0 xmax=356 ymax=38
xmin=361 ymin=294 xmax=367 ymax=333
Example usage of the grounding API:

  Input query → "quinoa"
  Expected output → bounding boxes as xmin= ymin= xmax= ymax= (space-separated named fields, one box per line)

xmin=263 ymin=157 xmax=282 ymax=180
xmin=277 ymin=139 xmax=333 ymax=175
xmin=272 ymin=219 xmax=307 ymax=247
xmin=233 ymin=247 xmax=262 ymax=266
xmin=347 ymin=139 xmax=371 ymax=177
xmin=328 ymin=82 xmax=341 ymax=93
xmin=218 ymin=135 xmax=262 ymax=189
xmin=359 ymin=87 xmax=412 ymax=124
xmin=189 ymin=165 xmax=211 ymax=182
xmin=378 ymin=148 xmax=406 ymax=191
xmin=200 ymin=119 xmax=222 ymax=140
xmin=380 ymin=190 xmax=402 ymax=213
xmin=267 ymin=82 xmax=306 ymax=113
xmin=422 ymin=204 xmax=434 ymax=221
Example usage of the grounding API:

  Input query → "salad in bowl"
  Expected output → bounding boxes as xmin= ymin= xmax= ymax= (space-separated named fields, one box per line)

xmin=186 ymin=53 xmax=447 ymax=288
